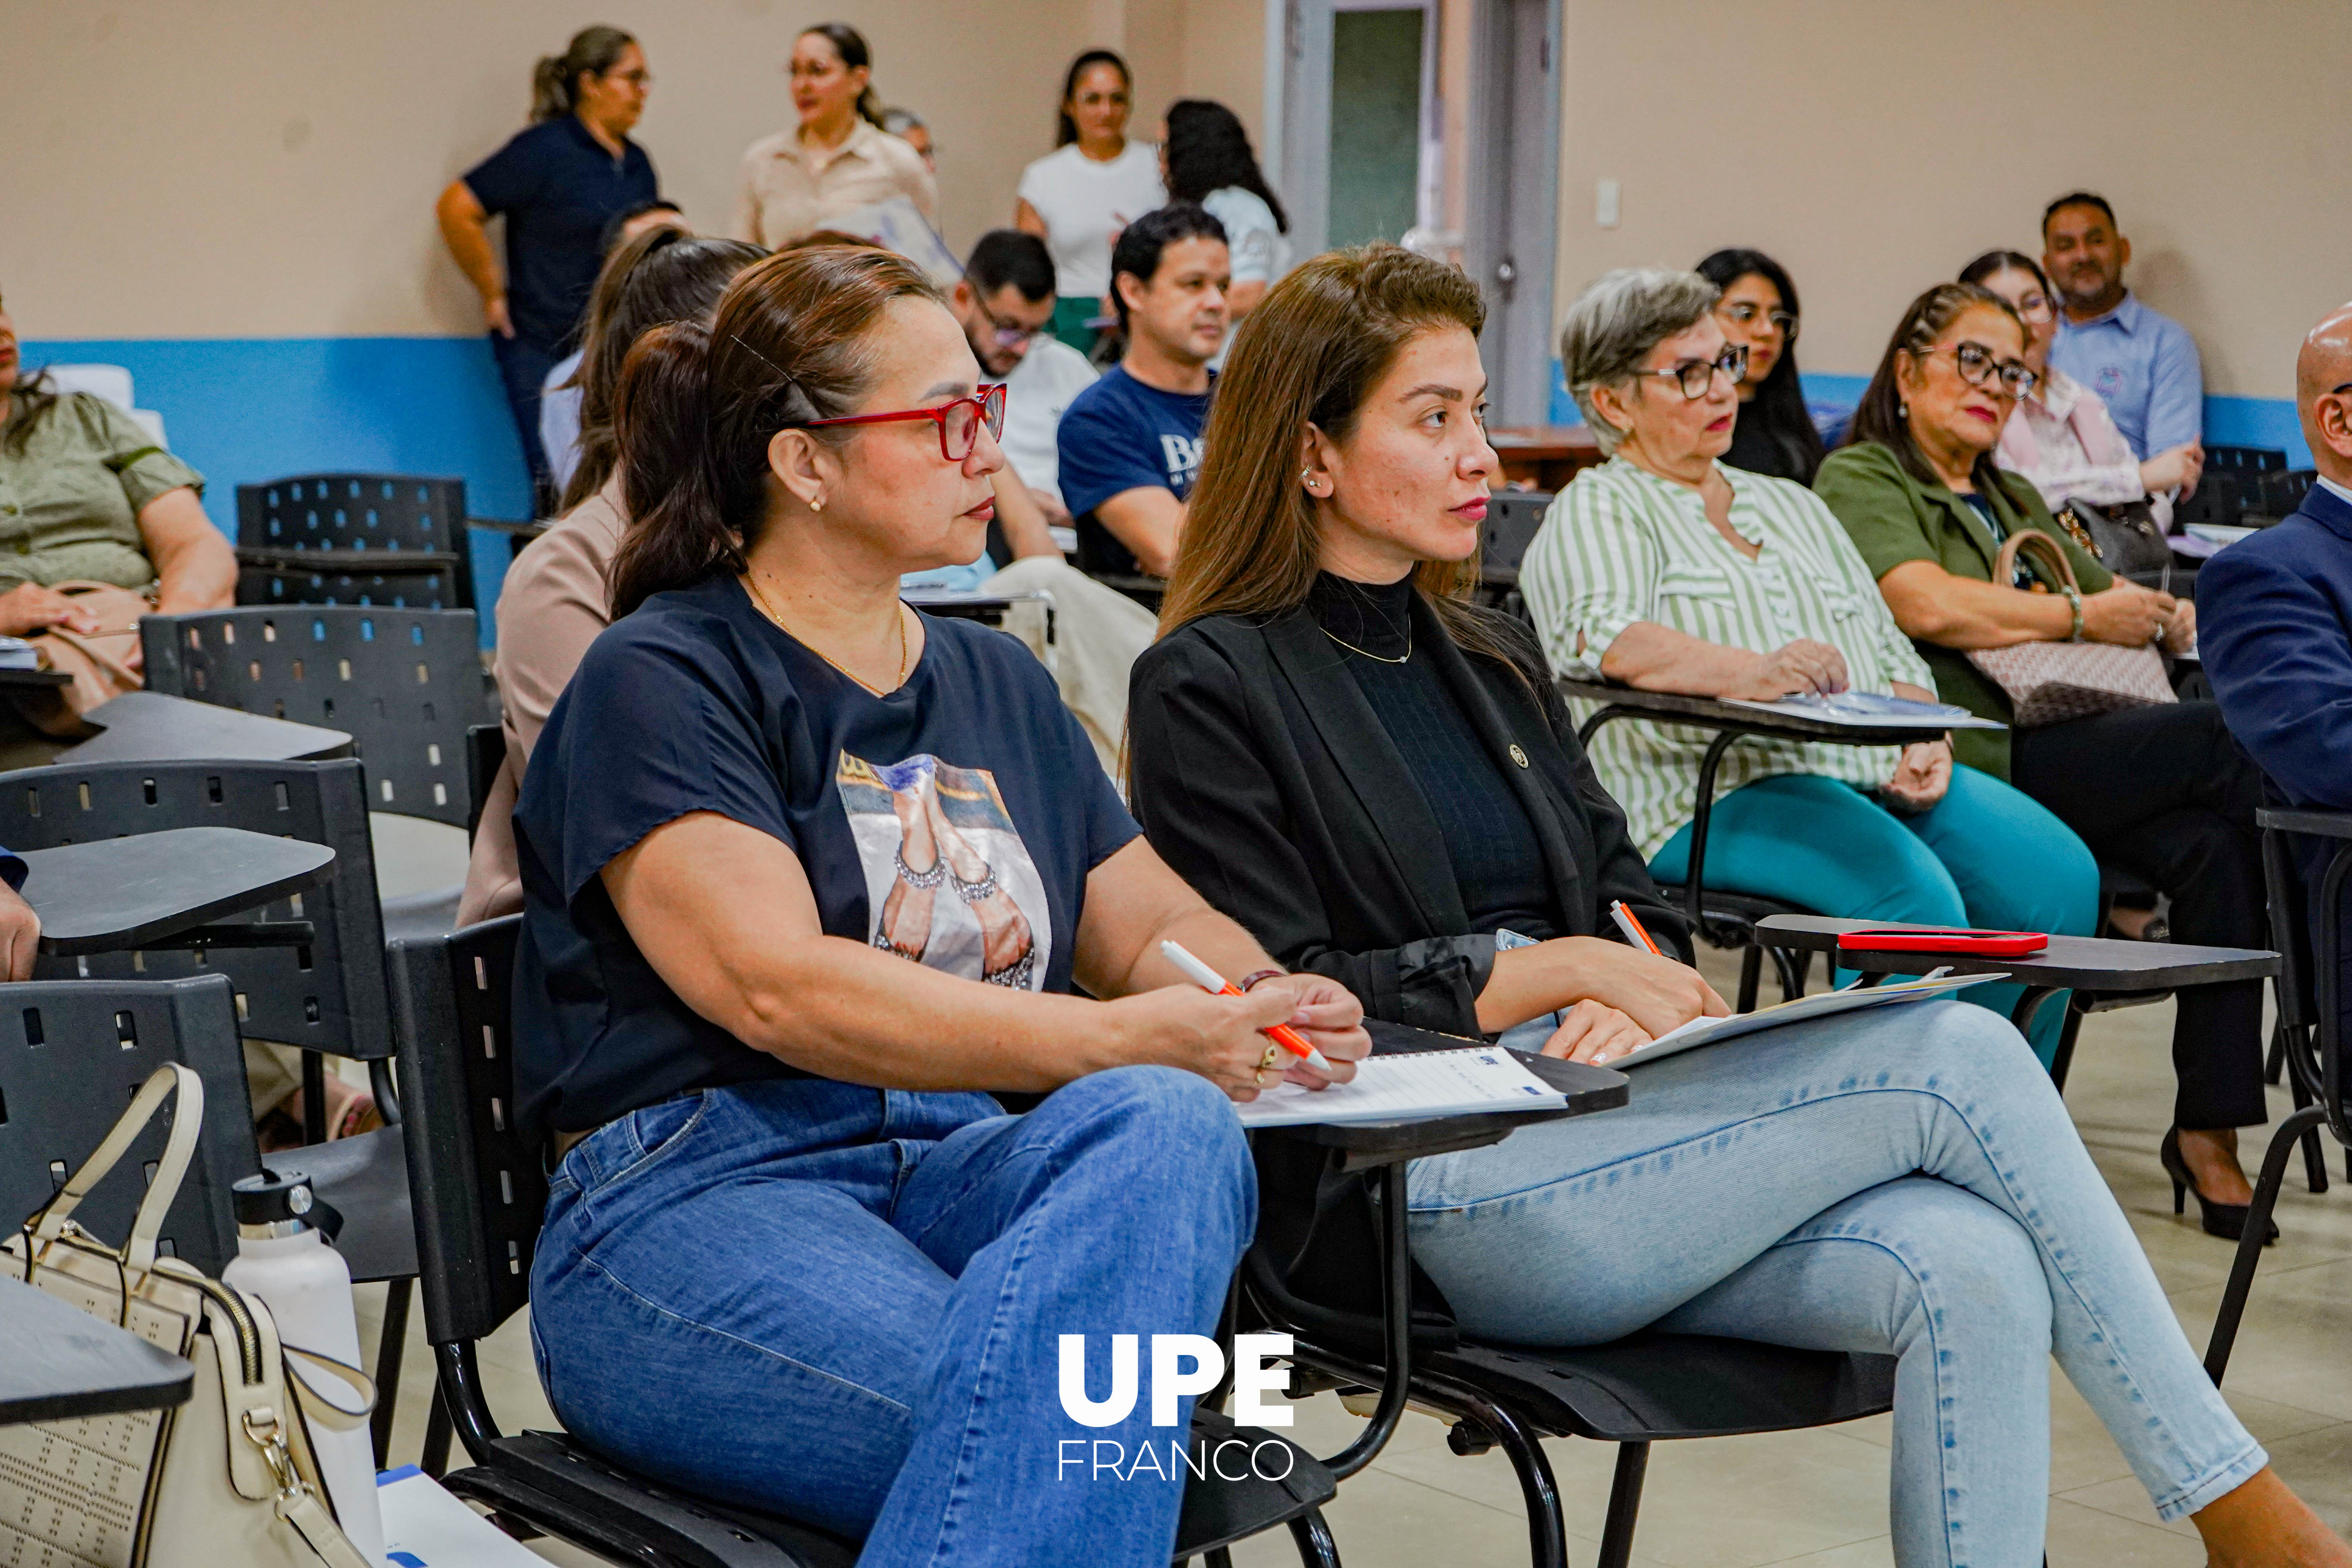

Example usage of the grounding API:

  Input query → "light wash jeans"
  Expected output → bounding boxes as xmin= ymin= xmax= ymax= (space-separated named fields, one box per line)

xmin=529 ymin=1067 xmax=1254 ymax=1567
xmin=1413 ymin=1001 xmax=2263 ymax=1568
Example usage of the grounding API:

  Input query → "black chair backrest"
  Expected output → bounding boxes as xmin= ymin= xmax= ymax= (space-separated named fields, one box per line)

xmin=2174 ymin=446 xmax=2290 ymax=534
xmin=2206 ymin=446 xmax=2288 ymax=475
xmin=1481 ymin=492 xmax=1554 ymax=580
xmin=139 ymin=606 xmax=488 ymax=829
xmin=0 ymin=974 xmax=256 ymax=1276
xmin=2257 ymin=469 xmax=2317 ymax=523
xmin=237 ymin=558 xmax=471 ymax=615
xmin=0 ymin=760 xmax=392 ymax=1061
xmin=237 ymin=474 xmax=469 ymax=556
xmin=390 ymin=916 xmax=539 ymax=1346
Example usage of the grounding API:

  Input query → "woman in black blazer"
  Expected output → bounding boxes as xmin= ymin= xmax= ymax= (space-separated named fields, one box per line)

xmin=1125 ymin=245 xmax=2337 ymax=1565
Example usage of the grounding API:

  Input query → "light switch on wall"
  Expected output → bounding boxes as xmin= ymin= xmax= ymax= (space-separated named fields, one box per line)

xmin=1596 ymin=179 xmax=1621 ymax=228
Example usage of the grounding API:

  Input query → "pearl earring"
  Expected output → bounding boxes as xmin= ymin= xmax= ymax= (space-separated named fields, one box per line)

xmin=811 ymin=496 xmax=825 ymax=513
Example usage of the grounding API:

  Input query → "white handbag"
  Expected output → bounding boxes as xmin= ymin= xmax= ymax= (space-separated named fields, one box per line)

xmin=0 ymin=1064 xmax=377 ymax=1568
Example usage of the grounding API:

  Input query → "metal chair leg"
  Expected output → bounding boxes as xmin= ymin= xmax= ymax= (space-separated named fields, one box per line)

xmin=2278 ymin=1036 xmax=2332 ymax=1195
xmin=2266 ymin=1025 xmax=2288 ymax=1085
xmin=1204 ymin=1548 xmax=1233 ymax=1568
xmin=2205 ymin=1105 xmax=2330 ymax=1384
xmin=1285 ymin=1513 xmax=1341 ymax=1568
xmin=1766 ymin=944 xmax=1806 ymax=1005
xmin=370 ymin=1277 xmax=411 ymax=1467
xmin=1736 ymin=945 xmax=1763 ymax=1014
xmin=300 ymin=1049 xmax=328 ymax=1146
xmin=1595 ymin=1443 xmax=1650 ymax=1568
xmin=421 ymin=1383 xmax=454 ymax=1478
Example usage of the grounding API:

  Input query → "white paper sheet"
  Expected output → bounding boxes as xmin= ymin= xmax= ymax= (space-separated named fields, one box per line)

xmin=1235 ymin=1048 xmax=1566 ymax=1128
xmin=1620 ymin=971 xmax=1995 ymax=1068
xmin=1718 ymin=692 xmax=2003 ymax=729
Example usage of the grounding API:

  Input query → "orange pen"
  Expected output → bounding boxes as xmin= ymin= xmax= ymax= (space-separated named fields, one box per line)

xmin=1159 ymin=941 xmax=1335 ymax=1073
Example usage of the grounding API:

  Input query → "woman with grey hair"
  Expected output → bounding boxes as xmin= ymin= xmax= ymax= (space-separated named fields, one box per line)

xmin=1520 ymin=267 xmax=2099 ymax=1062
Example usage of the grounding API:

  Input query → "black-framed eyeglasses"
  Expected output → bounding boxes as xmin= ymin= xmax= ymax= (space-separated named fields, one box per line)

xmin=1633 ymin=343 xmax=1748 ymax=400
xmin=1717 ymin=301 xmax=1798 ymax=341
xmin=791 ymin=384 xmax=1007 ymax=461
xmin=1937 ymin=341 xmax=2038 ymax=399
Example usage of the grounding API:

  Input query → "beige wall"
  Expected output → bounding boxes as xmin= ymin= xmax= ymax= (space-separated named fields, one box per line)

xmin=3 ymin=0 xmax=1266 ymax=341
xmin=1552 ymin=0 xmax=2352 ymax=398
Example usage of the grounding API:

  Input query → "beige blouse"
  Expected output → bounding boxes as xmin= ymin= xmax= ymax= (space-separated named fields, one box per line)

xmin=732 ymin=118 xmax=937 ymax=251
xmin=457 ymin=475 xmax=626 ymax=925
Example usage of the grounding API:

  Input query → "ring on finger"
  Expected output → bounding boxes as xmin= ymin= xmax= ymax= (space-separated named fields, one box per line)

xmin=1258 ymin=1043 xmax=1283 ymax=1073
xmin=1254 ymin=1067 xmax=1270 ymax=1087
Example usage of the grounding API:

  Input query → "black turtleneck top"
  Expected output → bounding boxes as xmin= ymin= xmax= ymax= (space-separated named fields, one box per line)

xmin=1303 ymin=573 xmax=1560 ymax=941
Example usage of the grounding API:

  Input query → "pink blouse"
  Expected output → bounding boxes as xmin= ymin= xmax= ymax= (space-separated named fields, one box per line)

xmin=1995 ymin=364 xmax=2170 ymax=528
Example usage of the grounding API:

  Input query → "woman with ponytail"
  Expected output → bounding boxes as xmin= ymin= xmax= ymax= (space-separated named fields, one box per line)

xmin=511 ymin=244 xmax=1367 ymax=1560
xmin=733 ymin=23 xmax=935 ymax=250
xmin=436 ymin=25 xmax=659 ymax=506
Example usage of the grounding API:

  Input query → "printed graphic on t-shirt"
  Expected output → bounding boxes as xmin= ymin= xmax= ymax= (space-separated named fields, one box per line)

xmin=2094 ymin=365 xmax=2126 ymax=399
xmin=838 ymin=752 xmax=1048 ymax=989
xmin=1160 ymin=433 xmax=1204 ymax=494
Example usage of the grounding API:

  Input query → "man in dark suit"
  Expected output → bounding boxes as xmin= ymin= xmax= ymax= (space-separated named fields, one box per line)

xmin=2201 ymin=301 xmax=2352 ymax=1040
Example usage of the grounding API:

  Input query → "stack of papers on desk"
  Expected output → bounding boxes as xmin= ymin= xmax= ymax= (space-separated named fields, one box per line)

xmin=1721 ymin=691 xmax=2003 ymax=728
xmin=1235 ymin=1048 xmax=1566 ymax=1127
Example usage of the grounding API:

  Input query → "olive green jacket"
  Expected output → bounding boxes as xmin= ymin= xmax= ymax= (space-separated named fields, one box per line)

xmin=1814 ymin=440 xmax=2111 ymax=780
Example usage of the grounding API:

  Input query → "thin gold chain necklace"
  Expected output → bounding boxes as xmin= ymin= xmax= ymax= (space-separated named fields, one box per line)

xmin=1319 ymin=625 xmax=1411 ymax=664
xmin=742 ymin=573 xmax=907 ymax=695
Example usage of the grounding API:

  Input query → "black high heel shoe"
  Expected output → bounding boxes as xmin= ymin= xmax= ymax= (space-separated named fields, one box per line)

xmin=2161 ymin=1127 xmax=2278 ymax=1245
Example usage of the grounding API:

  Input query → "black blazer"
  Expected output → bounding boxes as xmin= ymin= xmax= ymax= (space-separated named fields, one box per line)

xmin=1129 ymin=590 xmax=1688 ymax=1039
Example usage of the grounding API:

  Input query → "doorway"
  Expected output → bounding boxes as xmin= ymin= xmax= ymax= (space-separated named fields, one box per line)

xmin=1274 ymin=0 xmax=1559 ymax=423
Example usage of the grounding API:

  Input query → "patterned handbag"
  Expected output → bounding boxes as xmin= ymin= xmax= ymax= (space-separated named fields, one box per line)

xmin=0 ymin=1065 xmax=374 ymax=1568
xmin=1967 ymin=530 xmax=2177 ymax=727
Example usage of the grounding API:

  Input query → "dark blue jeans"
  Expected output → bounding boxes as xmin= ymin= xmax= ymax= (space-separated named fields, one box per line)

xmin=530 ymin=1067 xmax=1255 ymax=1566
xmin=488 ymin=332 xmax=560 ymax=510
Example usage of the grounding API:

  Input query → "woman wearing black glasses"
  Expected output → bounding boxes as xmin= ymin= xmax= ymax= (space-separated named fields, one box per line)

xmin=1817 ymin=281 xmax=2272 ymax=1240
xmin=508 ymin=243 xmax=1368 ymax=1561
xmin=1695 ymin=248 xmax=1824 ymax=483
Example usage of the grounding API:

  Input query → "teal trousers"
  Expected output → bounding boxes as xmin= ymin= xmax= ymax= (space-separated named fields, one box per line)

xmin=1649 ymin=766 xmax=2101 ymax=1063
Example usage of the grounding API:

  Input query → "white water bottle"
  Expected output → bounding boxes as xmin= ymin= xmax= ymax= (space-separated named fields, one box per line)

xmin=223 ymin=1168 xmax=387 ymax=1568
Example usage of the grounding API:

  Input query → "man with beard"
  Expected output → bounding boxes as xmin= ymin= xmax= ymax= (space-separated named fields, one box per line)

xmin=2042 ymin=191 xmax=2205 ymax=461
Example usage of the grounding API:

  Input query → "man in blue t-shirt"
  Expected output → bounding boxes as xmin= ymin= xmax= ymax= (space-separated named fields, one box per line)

xmin=1055 ymin=204 xmax=1230 ymax=578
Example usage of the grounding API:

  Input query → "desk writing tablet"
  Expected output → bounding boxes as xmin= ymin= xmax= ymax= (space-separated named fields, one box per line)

xmin=0 ymin=1275 xmax=194 ymax=1425
xmin=1754 ymin=915 xmax=2276 ymax=993
xmin=60 ymin=690 xmax=352 ymax=764
xmin=20 ymin=826 xmax=337 ymax=954
xmin=0 ymin=668 xmax=74 ymax=690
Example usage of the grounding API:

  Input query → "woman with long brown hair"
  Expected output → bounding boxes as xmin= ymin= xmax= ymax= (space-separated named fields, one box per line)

xmin=509 ymin=242 xmax=1367 ymax=1561
xmin=1127 ymin=244 xmax=2346 ymax=1567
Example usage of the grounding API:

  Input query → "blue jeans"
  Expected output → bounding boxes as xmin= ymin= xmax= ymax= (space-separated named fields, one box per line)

xmin=488 ymin=331 xmax=559 ymax=506
xmin=1648 ymin=767 xmax=2100 ymax=1064
xmin=530 ymin=1067 xmax=1254 ymax=1567
xmin=1411 ymin=1002 xmax=2264 ymax=1566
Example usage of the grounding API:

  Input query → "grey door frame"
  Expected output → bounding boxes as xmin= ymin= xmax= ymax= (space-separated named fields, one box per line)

xmin=1274 ymin=0 xmax=1441 ymax=262
xmin=1461 ymin=0 xmax=1562 ymax=426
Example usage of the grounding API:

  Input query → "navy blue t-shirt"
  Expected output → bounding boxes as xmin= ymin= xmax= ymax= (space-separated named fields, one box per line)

xmin=511 ymin=574 xmax=1140 ymax=1137
xmin=1056 ymin=365 xmax=1214 ymax=577
xmin=463 ymin=116 xmax=659 ymax=351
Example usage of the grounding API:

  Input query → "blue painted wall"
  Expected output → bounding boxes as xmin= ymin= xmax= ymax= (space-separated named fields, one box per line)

xmin=1546 ymin=361 xmax=2312 ymax=467
xmin=21 ymin=336 xmax=524 ymax=644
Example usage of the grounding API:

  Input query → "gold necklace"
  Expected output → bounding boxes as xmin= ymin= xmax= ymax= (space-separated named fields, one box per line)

xmin=1319 ymin=625 xmax=1411 ymax=664
xmin=742 ymin=573 xmax=907 ymax=695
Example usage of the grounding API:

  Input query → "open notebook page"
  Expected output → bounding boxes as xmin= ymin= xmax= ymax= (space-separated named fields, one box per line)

xmin=1234 ymin=1048 xmax=1566 ymax=1129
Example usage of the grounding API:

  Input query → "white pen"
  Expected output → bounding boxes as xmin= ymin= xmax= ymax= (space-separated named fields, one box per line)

xmin=1158 ymin=940 xmax=1336 ymax=1074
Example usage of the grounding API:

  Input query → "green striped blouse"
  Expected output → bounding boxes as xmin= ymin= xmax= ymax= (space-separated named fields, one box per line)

xmin=1519 ymin=457 xmax=1936 ymax=860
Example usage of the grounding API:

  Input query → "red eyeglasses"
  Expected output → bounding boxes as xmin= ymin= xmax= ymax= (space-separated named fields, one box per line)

xmin=792 ymin=384 xmax=1007 ymax=461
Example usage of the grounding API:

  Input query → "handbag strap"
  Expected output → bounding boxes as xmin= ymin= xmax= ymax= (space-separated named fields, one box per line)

xmin=1990 ymin=526 xmax=2080 ymax=597
xmin=29 ymin=1063 xmax=203 ymax=1276
xmin=285 ymin=1346 xmax=377 ymax=1429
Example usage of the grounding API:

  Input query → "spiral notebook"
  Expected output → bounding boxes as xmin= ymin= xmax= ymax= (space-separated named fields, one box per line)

xmin=1234 ymin=1046 xmax=1566 ymax=1128
xmin=1615 ymin=970 xmax=1993 ymax=1068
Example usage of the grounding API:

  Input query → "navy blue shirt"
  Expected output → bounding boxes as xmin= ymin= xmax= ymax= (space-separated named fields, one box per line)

xmin=512 ymin=574 xmax=1140 ymax=1137
xmin=463 ymin=116 xmax=659 ymax=350
xmin=1056 ymin=365 xmax=1213 ymax=577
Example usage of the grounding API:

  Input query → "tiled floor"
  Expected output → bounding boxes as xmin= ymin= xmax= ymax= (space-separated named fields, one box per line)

xmin=351 ymin=906 xmax=2352 ymax=1566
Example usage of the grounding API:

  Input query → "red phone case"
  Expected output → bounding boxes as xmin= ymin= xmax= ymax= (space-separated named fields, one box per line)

xmin=1837 ymin=928 xmax=2049 ymax=956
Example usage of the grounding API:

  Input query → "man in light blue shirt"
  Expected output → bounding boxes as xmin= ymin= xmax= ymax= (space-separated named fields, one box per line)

xmin=2042 ymin=191 xmax=2204 ymax=459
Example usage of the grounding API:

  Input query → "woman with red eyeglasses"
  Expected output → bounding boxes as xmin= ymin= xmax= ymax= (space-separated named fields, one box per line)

xmin=508 ymin=243 xmax=1368 ymax=1561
